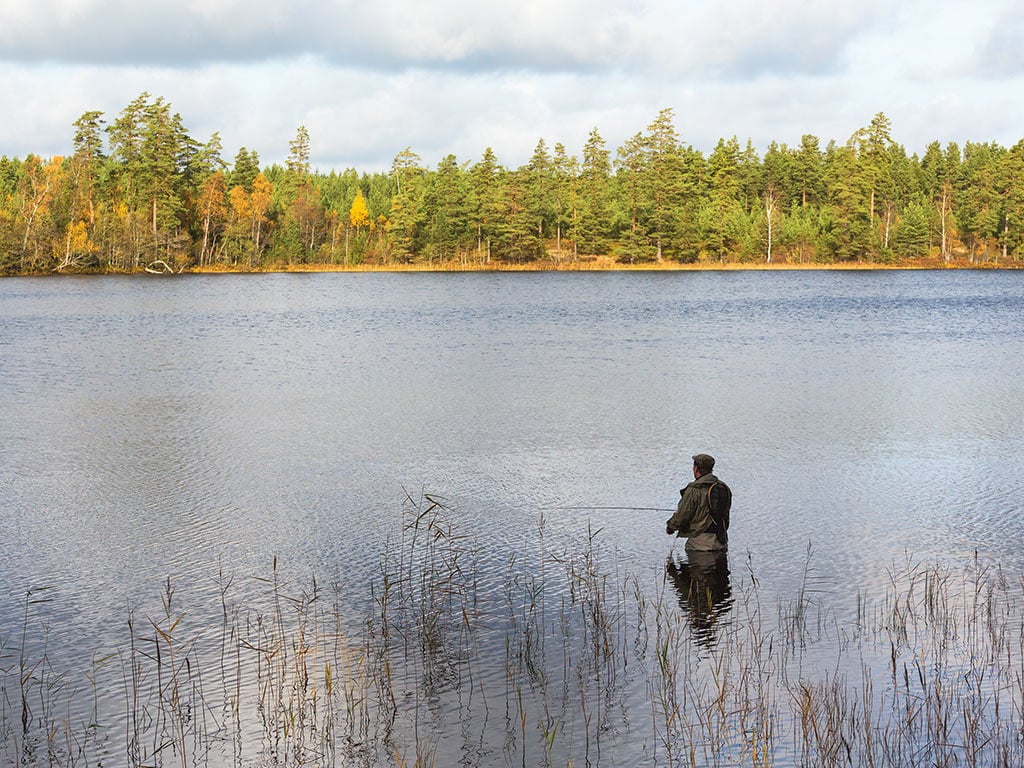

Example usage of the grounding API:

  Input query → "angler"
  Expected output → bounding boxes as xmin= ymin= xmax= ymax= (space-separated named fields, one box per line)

xmin=665 ymin=453 xmax=732 ymax=552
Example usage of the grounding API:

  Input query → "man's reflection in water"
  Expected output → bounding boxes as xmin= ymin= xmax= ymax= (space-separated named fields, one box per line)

xmin=666 ymin=550 xmax=733 ymax=647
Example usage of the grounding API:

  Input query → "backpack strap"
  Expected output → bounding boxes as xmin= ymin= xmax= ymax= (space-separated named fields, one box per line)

xmin=706 ymin=482 xmax=718 ymax=508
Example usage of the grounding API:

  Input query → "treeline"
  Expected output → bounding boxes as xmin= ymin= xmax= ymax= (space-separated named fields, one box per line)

xmin=2 ymin=94 xmax=1024 ymax=275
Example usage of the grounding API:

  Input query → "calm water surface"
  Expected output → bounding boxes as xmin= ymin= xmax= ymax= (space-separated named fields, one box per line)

xmin=2 ymin=270 xmax=1024 ymax=764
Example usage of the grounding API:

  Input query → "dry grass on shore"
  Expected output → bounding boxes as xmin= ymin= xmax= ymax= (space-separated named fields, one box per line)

xmin=191 ymin=255 xmax=1015 ymax=275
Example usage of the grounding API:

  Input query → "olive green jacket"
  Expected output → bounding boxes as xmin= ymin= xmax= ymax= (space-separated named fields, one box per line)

xmin=667 ymin=472 xmax=726 ymax=550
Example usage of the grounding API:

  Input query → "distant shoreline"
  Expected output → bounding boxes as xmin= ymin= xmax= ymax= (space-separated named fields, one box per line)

xmin=195 ymin=257 xmax=1019 ymax=274
xmin=4 ymin=256 xmax=1021 ymax=278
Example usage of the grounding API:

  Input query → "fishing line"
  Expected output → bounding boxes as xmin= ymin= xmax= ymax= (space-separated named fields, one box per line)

xmin=542 ymin=505 xmax=674 ymax=512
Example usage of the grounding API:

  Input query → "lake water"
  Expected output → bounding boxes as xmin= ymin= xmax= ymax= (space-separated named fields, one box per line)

xmin=2 ymin=269 xmax=1024 ymax=766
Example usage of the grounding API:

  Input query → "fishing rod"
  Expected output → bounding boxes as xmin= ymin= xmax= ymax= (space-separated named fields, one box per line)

xmin=543 ymin=505 xmax=675 ymax=512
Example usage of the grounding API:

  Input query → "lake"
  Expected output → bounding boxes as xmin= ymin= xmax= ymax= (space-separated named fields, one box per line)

xmin=2 ymin=269 xmax=1024 ymax=766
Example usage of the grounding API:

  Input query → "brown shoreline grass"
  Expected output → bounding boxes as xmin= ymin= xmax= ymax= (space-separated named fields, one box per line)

xmin=5 ymin=255 xmax=1020 ymax=278
xmin=193 ymin=256 xmax=1018 ymax=275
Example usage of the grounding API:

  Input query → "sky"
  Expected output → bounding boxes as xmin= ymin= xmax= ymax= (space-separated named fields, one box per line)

xmin=1 ymin=0 xmax=1022 ymax=173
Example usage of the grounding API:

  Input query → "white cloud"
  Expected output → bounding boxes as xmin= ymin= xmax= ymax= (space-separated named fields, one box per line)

xmin=0 ymin=0 xmax=1021 ymax=173
xmin=972 ymin=1 xmax=1024 ymax=77
xmin=0 ymin=0 xmax=885 ymax=77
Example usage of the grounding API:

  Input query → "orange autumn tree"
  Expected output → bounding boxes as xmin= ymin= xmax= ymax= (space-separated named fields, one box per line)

xmin=198 ymin=171 xmax=228 ymax=266
xmin=250 ymin=173 xmax=272 ymax=259
xmin=57 ymin=220 xmax=98 ymax=271
xmin=226 ymin=172 xmax=272 ymax=268
xmin=227 ymin=184 xmax=252 ymax=264
xmin=18 ymin=155 xmax=64 ymax=271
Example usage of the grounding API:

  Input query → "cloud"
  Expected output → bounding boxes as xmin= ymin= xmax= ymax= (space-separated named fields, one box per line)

xmin=0 ymin=0 xmax=883 ymax=78
xmin=648 ymin=0 xmax=886 ymax=79
xmin=1 ymin=0 xmax=1021 ymax=175
xmin=0 ymin=0 xmax=629 ymax=68
xmin=972 ymin=3 xmax=1024 ymax=76
xmin=0 ymin=0 xmax=310 ymax=65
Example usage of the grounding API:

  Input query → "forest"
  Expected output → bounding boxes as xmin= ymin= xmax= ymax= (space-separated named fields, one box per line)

xmin=2 ymin=93 xmax=1023 ymax=275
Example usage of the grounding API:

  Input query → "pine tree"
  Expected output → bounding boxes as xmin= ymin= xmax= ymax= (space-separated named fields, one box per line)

xmin=996 ymin=141 xmax=1024 ymax=260
xmin=525 ymin=138 xmax=554 ymax=240
xmin=703 ymin=137 xmax=745 ymax=260
xmin=614 ymin=132 xmax=651 ymax=262
xmin=422 ymin=154 xmax=468 ymax=263
xmin=893 ymin=200 xmax=930 ymax=258
xmin=551 ymin=143 xmax=576 ymax=260
xmin=823 ymin=140 xmax=872 ymax=261
xmin=287 ymin=126 xmax=311 ymax=176
xmin=492 ymin=168 xmax=544 ymax=263
xmin=107 ymin=93 xmax=149 ymax=216
xmin=230 ymin=148 xmax=260 ymax=192
xmin=467 ymin=148 xmax=501 ymax=262
xmin=577 ymin=128 xmax=612 ymax=255
xmin=643 ymin=108 xmax=687 ymax=260
xmin=957 ymin=142 xmax=1003 ymax=261
xmin=69 ymin=110 xmax=105 ymax=228
xmin=105 ymin=94 xmax=195 ymax=266
xmin=386 ymin=148 xmax=426 ymax=262
xmin=794 ymin=134 xmax=824 ymax=209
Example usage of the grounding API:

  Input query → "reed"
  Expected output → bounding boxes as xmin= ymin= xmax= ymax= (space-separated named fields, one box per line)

xmin=3 ymin=500 xmax=1024 ymax=767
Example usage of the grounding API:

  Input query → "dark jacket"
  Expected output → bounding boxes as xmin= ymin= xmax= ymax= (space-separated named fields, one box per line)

xmin=666 ymin=472 xmax=729 ymax=551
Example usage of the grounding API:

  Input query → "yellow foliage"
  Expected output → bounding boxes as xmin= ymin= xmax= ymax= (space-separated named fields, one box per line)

xmin=19 ymin=155 xmax=64 ymax=223
xmin=199 ymin=172 xmax=228 ymax=221
xmin=65 ymin=220 xmax=95 ymax=254
xmin=45 ymin=156 xmax=64 ymax=179
xmin=350 ymin=190 xmax=369 ymax=228
xmin=229 ymin=185 xmax=251 ymax=220
xmin=251 ymin=173 xmax=272 ymax=217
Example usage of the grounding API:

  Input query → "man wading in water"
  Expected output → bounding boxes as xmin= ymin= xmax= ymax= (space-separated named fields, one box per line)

xmin=665 ymin=453 xmax=731 ymax=552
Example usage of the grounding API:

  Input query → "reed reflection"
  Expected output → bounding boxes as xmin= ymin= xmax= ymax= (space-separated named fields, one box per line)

xmin=666 ymin=550 xmax=733 ymax=647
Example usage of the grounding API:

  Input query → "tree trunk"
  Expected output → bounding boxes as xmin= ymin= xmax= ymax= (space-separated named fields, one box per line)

xmin=940 ymin=184 xmax=950 ymax=262
xmin=201 ymin=213 xmax=211 ymax=266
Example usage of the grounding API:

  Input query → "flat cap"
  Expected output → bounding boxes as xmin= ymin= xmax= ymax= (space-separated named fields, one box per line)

xmin=692 ymin=453 xmax=715 ymax=472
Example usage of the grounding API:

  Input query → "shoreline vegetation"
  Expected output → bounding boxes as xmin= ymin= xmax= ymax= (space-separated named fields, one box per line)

xmin=188 ymin=255 xmax=1015 ymax=274
xmin=3 ymin=496 xmax=1023 ymax=767
xmin=4 ymin=95 xmax=1024 ymax=277
xmin=43 ymin=254 xmax=1024 ymax=277
xmin=6 ymin=262 xmax=1022 ymax=279
xmin=6 ymin=255 xmax=1020 ymax=278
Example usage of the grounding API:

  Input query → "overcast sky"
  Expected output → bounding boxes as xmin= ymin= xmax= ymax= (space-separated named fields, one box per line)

xmin=1 ymin=0 xmax=1022 ymax=172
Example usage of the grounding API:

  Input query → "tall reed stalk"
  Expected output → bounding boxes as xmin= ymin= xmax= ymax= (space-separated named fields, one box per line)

xmin=3 ymin=501 xmax=1023 ymax=767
